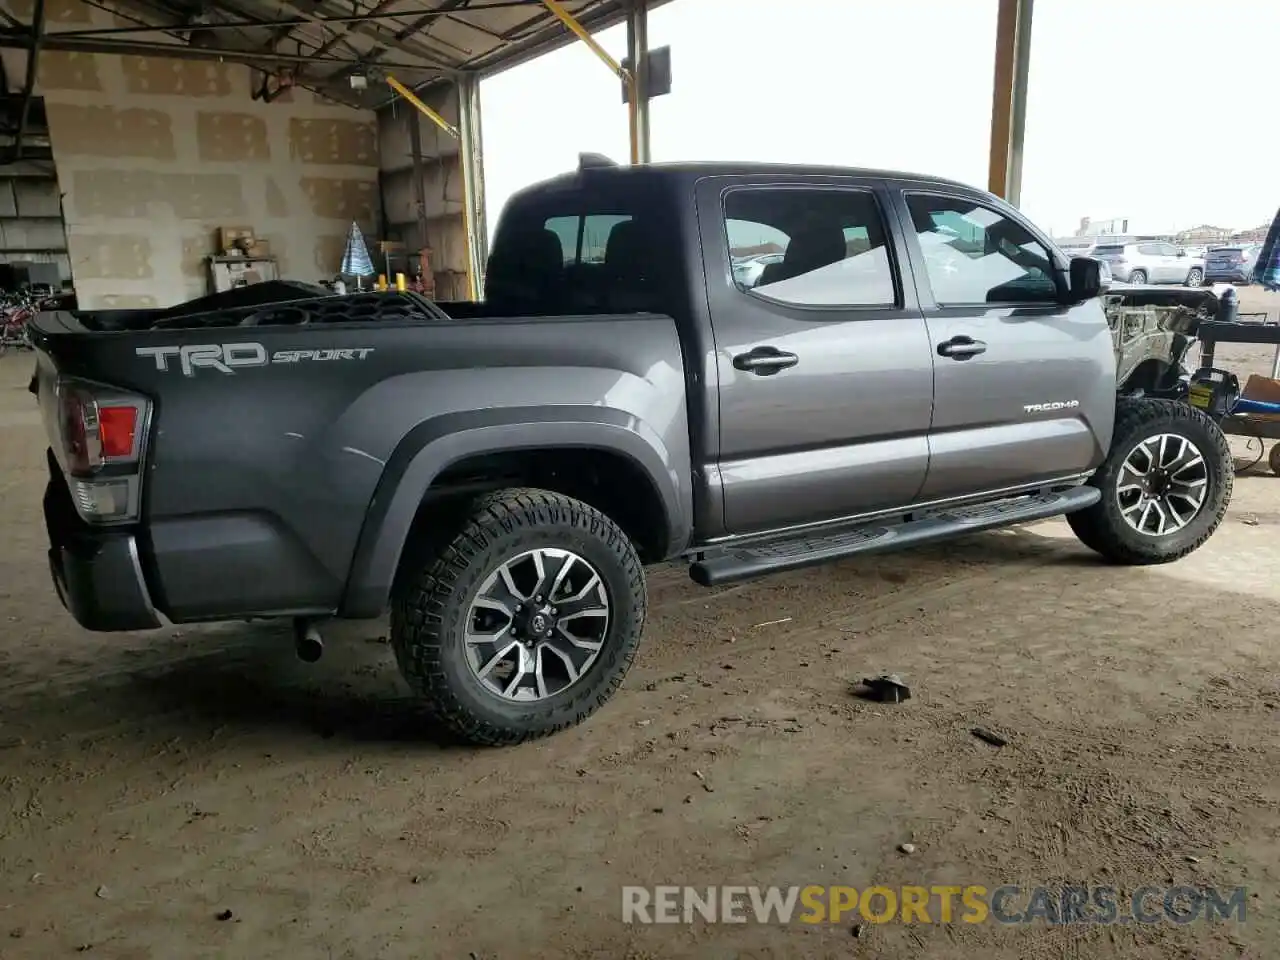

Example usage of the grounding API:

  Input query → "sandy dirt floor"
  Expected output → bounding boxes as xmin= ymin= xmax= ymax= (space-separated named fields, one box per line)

xmin=3 ymin=290 xmax=1280 ymax=959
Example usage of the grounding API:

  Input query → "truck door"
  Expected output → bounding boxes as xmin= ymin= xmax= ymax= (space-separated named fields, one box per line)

xmin=892 ymin=187 xmax=1116 ymax=502
xmin=696 ymin=176 xmax=935 ymax=536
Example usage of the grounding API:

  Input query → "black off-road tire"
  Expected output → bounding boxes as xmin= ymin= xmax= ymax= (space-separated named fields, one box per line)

xmin=1067 ymin=398 xmax=1232 ymax=564
xmin=390 ymin=488 xmax=646 ymax=746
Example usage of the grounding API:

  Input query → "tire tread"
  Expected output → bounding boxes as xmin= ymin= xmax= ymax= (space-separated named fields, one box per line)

xmin=391 ymin=488 xmax=646 ymax=746
xmin=1067 ymin=398 xmax=1232 ymax=564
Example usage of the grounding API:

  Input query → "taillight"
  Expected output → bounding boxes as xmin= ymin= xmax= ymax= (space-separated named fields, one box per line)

xmin=54 ymin=380 xmax=149 ymax=523
xmin=99 ymin=406 xmax=138 ymax=458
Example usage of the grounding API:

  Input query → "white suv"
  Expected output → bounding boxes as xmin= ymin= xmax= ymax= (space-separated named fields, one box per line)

xmin=1090 ymin=241 xmax=1205 ymax=286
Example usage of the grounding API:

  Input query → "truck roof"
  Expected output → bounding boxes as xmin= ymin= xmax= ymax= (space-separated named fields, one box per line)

xmin=505 ymin=158 xmax=980 ymax=205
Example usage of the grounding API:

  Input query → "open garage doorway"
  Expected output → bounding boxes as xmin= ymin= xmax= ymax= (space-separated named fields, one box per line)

xmin=0 ymin=92 xmax=73 ymax=352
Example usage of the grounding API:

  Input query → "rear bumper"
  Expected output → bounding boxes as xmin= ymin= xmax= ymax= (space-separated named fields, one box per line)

xmin=44 ymin=455 xmax=161 ymax=632
xmin=1205 ymin=269 xmax=1251 ymax=282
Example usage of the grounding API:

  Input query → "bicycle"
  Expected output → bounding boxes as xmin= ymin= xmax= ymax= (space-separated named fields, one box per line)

xmin=0 ymin=290 xmax=58 ymax=355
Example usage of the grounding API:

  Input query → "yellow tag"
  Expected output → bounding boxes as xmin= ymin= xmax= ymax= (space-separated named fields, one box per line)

xmin=1188 ymin=385 xmax=1213 ymax=409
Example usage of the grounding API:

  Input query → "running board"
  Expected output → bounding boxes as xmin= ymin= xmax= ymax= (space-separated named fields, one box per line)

xmin=689 ymin=485 xmax=1101 ymax=587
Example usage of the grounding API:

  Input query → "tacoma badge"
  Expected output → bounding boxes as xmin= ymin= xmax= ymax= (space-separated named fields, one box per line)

xmin=1024 ymin=400 xmax=1081 ymax=414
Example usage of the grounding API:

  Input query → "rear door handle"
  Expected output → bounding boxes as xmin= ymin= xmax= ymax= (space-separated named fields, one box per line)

xmin=733 ymin=346 xmax=799 ymax=375
xmin=937 ymin=336 xmax=987 ymax=360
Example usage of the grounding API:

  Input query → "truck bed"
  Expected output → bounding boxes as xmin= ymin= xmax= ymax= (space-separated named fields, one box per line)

xmin=31 ymin=286 xmax=692 ymax=626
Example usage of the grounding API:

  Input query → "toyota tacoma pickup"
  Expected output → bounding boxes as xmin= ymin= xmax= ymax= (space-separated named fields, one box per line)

xmin=31 ymin=158 xmax=1233 ymax=745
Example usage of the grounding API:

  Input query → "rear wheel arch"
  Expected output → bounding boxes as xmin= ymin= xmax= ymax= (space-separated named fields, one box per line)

xmin=340 ymin=416 xmax=687 ymax=618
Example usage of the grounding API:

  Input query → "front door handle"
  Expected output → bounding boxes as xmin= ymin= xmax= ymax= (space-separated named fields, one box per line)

xmin=733 ymin=346 xmax=800 ymax=376
xmin=937 ymin=336 xmax=987 ymax=360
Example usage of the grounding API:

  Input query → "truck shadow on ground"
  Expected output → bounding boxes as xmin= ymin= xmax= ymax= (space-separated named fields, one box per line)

xmin=122 ymin=627 xmax=469 ymax=748
xmin=5 ymin=524 xmax=1255 ymax=754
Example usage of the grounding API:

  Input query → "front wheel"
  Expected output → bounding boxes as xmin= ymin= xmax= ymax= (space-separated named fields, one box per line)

xmin=1067 ymin=398 xmax=1231 ymax=564
xmin=391 ymin=488 xmax=646 ymax=745
xmin=1128 ymin=269 xmax=1148 ymax=284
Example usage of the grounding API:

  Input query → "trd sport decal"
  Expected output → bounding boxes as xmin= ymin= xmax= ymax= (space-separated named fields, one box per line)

xmin=136 ymin=344 xmax=375 ymax=376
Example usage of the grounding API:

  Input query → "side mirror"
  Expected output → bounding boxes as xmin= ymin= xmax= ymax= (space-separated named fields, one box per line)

xmin=1068 ymin=256 xmax=1109 ymax=301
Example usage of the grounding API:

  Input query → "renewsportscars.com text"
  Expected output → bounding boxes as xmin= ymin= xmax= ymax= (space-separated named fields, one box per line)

xmin=622 ymin=884 xmax=1247 ymax=926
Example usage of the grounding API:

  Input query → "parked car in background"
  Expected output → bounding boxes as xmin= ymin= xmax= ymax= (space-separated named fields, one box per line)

xmin=731 ymin=251 xmax=784 ymax=288
xmin=1204 ymin=243 xmax=1260 ymax=284
xmin=1090 ymin=241 xmax=1205 ymax=286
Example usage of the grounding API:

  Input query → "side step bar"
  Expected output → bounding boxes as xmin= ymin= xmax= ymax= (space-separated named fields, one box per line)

xmin=690 ymin=485 xmax=1101 ymax=587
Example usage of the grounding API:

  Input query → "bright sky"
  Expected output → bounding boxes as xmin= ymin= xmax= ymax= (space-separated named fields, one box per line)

xmin=480 ymin=0 xmax=1279 ymax=241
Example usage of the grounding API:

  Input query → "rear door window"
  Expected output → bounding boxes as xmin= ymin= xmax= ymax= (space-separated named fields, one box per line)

xmin=722 ymin=188 xmax=898 ymax=307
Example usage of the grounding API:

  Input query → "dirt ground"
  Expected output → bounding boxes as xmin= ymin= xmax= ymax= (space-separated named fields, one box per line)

xmin=3 ymin=291 xmax=1280 ymax=959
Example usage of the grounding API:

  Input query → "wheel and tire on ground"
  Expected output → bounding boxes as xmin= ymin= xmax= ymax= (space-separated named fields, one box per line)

xmin=1185 ymin=267 xmax=1204 ymax=287
xmin=1067 ymin=398 xmax=1232 ymax=564
xmin=391 ymin=488 xmax=647 ymax=746
xmin=1128 ymin=269 xmax=1148 ymax=284
xmin=1269 ymin=442 xmax=1280 ymax=477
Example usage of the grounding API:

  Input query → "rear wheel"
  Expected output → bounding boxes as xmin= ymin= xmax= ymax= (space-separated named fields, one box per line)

xmin=1186 ymin=267 xmax=1204 ymax=287
xmin=1067 ymin=398 xmax=1231 ymax=564
xmin=391 ymin=488 xmax=646 ymax=745
xmin=1269 ymin=442 xmax=1280 ymax=476
xmin=1128 ymin=269 xmax=1148 ymax=284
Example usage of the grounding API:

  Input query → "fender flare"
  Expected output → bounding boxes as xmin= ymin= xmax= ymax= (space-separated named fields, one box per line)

xmin=339 ymin=407 xmax=689 ymax=618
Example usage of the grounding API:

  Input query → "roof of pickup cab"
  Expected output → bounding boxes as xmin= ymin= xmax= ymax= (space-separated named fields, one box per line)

xmin=506 ymin=159 xmax=984 ymax=204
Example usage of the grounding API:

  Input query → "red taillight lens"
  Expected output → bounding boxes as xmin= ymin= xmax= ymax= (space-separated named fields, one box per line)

xmin=56 ymin=383 xmax=145 ymax=475
xmin=98 ymin=406 xmax=138 ymax=458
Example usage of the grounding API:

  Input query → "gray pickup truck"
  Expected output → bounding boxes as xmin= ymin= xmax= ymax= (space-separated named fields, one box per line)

xmin=32 ymin=157 xmax=1232 ymax=744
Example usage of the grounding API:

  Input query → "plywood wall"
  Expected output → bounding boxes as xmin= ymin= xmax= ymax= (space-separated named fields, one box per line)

xmin=6 ymin=5 xmax=381 ymax=309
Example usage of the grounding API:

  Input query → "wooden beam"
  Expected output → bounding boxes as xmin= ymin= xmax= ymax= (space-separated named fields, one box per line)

xmin=987 ymin=0 xmax=1017 ymax=199
xmin=988 ymin=0 xmax=1033 ymax=204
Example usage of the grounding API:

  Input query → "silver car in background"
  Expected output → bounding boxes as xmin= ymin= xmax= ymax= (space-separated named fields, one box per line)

xmin=1091 ymin=241 xmax=1205 ymax=286
xmin=731 ymin=252 xmax=784 ymax=288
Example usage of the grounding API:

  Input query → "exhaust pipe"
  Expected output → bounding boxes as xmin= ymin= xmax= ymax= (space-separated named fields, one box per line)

xmin=293 ymin=617 xmax=324 ymax=663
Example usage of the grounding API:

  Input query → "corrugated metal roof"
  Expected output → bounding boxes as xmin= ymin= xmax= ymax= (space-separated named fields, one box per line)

xmin=13 ymin=0 xmax=667 ymax=109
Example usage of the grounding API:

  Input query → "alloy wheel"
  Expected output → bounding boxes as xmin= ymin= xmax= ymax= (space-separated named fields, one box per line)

xmin=1115 ymin=433 xmax=1209 ymax=536
xmin=463 ymin=547 xmax=611 ymax=701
